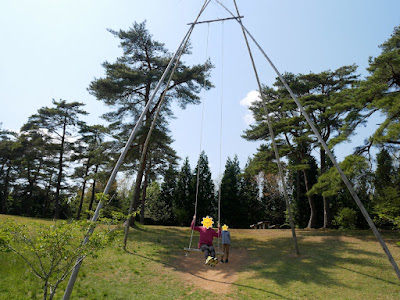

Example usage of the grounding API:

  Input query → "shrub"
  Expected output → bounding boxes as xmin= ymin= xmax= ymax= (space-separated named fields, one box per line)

xmin=334 ymin=207 xmax=358 ymax=229
xmin=0 ymin=219 xmax=120 ymax=300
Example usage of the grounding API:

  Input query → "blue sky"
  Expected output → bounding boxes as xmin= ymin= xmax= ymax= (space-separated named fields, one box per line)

xmin=1 ymin=0 xmax=400 ymax=179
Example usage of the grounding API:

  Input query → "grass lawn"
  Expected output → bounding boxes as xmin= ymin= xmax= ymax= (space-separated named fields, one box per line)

xmin=1 ymin=214 xmax=400 ymax=299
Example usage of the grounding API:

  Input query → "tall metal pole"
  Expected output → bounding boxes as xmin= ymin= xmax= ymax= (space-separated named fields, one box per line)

xmin=232 ymin=0 xmax=299 ymax=256
xmin=62 ymin=1 xmax=212 ymax=298
xmin=216 ymin=0 xmax=400 ymax=281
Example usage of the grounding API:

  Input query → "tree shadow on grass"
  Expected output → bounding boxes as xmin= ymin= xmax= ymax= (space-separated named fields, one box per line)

xmin=337 ymin=265 xmax=398 ymax=286
xmin=299 ymin=229 xmax=400 ymax=244
xmin=125 ymin=226 xmax=192 ymax=249
xmin=240 ymin=232 xmax=398 ymax=287
xmin=124 ymin=226 xmax=399 ymax=290
xmin=124 ymin=248 xmax=291 ymax=299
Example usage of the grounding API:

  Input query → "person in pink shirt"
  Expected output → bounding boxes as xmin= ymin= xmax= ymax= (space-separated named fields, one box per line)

xmin=191 ymin=215 xmax=221 ymax=265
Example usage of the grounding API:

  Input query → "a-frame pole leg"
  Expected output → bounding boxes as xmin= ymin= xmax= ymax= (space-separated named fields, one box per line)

xmin=232 ymin=0 xmax=300 ymax=256
xmin=123 ymin=22 xmax=194 ymax=250
xmin=62 ymin=1 xmax=212 ymax=299
xmin=217 ymin=0 xmax=400 ymax=280
xmin=243 ymin=24 xmax=400 ymax=282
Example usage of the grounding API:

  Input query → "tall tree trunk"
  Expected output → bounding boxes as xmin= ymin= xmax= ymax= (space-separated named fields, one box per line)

xmin=43 ymin=172 xmax=54 ymax=217
xmin=76 ymin=159 xmax=90 ymax=220
xmin=320 ymin=148 xmax=332 ymax=228
xmin=126 ymin=146 xmax=147 ymax=228
xmin=132 ymin=152 xmax=146 ymax=213
xmin=54 ymin=121 xmax=67 ymax=219
xmin=88 ymin=164 xmax=99 ymax=214
xmin=0 ymin=163 xmax=4 ymax=212
xmin=124 ymin=87 xmax=161 ymax=246
xmin=303 ymin=169 xmax=316 ymax=229
xmin=1 ymin=166 xmax=11 ymax=214
xmin=123 ymin=118 xmax=152 ymax=248
xmin=296 ymin=170 xmax=300 ymax=210
xmin=26 ymin=166 xmax=34 ymax=216
xmin=140 ymin=169 xmax=149 ymax=224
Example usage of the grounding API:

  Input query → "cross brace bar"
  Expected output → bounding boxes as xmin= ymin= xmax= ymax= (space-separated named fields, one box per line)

xmin=188 ymin=15 xmax=243 ymax=25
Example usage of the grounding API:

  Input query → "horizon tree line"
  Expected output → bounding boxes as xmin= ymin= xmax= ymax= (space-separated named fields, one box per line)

xmin=0 ymin=23 xmax=399 ymax=230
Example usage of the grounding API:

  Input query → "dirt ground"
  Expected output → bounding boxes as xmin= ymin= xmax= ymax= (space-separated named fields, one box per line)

xmin=174 ymin=247 xmax=248 ymax=295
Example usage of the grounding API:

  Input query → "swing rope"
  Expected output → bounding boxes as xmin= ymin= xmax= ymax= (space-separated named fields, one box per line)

xmin=188 ymin=22 xmax=211 ymax=251
xmin=217 ymin=20 xmax=225 ymax=253
xmin=217 ymin=0 xmax=300 ymax=256
xmin=187 ymin=20 xmax=225 ymax=255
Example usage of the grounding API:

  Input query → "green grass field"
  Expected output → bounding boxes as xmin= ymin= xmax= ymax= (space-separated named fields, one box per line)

xmin=1 ymin=214 xmax=400 ymax=299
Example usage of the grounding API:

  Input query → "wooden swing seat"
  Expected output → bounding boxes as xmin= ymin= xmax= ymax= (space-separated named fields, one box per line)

xmin=184 ymin=247 xmax=224 ymax=255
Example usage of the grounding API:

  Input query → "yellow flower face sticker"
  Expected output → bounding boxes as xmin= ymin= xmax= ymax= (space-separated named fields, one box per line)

xmin=222 ymin=224 xmax=229 ymax=231
xmin=201 ymin=216 xmax=214 ymax=229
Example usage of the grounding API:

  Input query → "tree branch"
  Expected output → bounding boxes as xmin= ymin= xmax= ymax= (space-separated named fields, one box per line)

xmin=8 ymin=246 xmax=44 ymax=280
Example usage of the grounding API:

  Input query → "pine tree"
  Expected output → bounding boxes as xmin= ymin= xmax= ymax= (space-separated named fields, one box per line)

xmin=359 ymin=26 xmax=400 ymax=147
xmin=261 ymin=173 xmax=286 ymax=227
xmin=373 ymin=148 xmax=400 ymax=227
xmin=72 ymin=124 xmax=110 ymax=219
xmin=192 ymin=152 xmax=216 ymax=222
xmin=15 ymin=130 xmax=57 ymax=217
xmin=158 ymin=165 xmax=177 ymax=225
xmin=88 ymin=21 xmax=213 ymax=223
xmin=220 ymin=156 xmax=242 ymax=228
xmin=0 ymin=128 xmax=19 ymax=214
xmin=289 ymin=154 xmax=323 ymax=228
xmin=244 ymin=66 xmax=360 ymax=228
xmin=173 ymin=157 xmax=194 ymax=226
xmin=241 ymin=162 xmax=264 ymax=227
xmin=21 ymin=99 xmax=87 ymax=219
xmin=144 ymin=181 xmax=166 ymax=224
xmin=308 ymin=154 xmax=372 ymax=229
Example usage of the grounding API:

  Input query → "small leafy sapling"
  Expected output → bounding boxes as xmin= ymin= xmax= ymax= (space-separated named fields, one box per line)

xmin=0 ymin=218 xmax=120 ymax=300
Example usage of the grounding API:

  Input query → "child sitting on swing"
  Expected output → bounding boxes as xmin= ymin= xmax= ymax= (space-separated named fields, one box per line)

xmin=191 ymin=215 xmax=221 ymax=265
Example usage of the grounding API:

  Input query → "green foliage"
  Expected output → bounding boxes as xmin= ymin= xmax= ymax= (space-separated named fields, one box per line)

xmin=259 ymin=173 xmax=286 ymax=226
xmin=307 ymin=154 xmax=373 ymax=229
xmin=2 ymin=22 xmax=400 ymax=242
xmin=357 ymin=26 xmax=400 ymax=146
xmin=87 ymin=21 xmax=212 ymax=228
xmin=244 ymin=144 xmax=279 ymax=175
xmin=173 ymin=157 xmax=194 ymax=226
xmin=333 ymin=207 xmax=358 ymax=229
xmin=243 ymin=65 xmax=361 ymax=229
xmin=241 ymin=170 xmax=264 ymax=226
xmin=289 ymin=154 xmax=323 ymax=228
xmin=145 ymin=181 xmax=174 ymax=224
xmin=73 ymin=124 xmax=112 ymax=220
xmin=373 ymin=148 xmax=400 ymax=228
xmin=0 ymin=218 xmax=120 ymax=299
xmin=0 ymin=128 xmax=19 ymax=215
xmin=308 ymin=155 xmax=369 ymax=198
xmin=192 ymin=152 xmax=216 ymax=221
xmin=20 ymin=99 xmax=88 ymax=219
xmin=88 ymin=21 xmax=212 ymax=186
xmin=156 ymin=165 xmax=177 ymax=225
xmin=375 ymin=185 xmax=400 ymax=224
xmin=220 ymin=155 xmax=243 ymax=227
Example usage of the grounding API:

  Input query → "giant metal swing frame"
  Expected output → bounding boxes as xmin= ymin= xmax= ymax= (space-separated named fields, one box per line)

xmin=63 ymin=1 xmax=400 ymax=298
